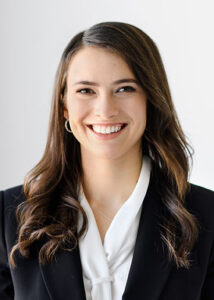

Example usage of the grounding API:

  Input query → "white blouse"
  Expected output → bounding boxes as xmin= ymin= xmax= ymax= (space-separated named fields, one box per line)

xmin=77 ymin=155 xmax=151 ymax=300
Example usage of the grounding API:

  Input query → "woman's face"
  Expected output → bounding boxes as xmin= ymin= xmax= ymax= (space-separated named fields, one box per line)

xmin=64 ymin=46 xmax=147 ymax=161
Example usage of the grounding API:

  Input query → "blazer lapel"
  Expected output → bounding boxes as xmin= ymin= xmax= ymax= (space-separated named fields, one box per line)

xmin=39 ymin=244 xmax=86 ymax=300
xmin=122 ymin=174 xmax=173 ymax=300
xmin=39 ymin=173 xmax=173 ymax=300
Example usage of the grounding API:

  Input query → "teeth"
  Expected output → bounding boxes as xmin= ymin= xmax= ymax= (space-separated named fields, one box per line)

xmin=92 ymin=125 xmax=123 ymax=134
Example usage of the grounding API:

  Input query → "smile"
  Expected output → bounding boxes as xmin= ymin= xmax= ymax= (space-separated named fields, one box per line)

xmin=86 ymin=124 xmax=127 ymax=140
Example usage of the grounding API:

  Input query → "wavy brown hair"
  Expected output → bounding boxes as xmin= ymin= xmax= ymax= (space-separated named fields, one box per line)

xmin=10 ymin=21 xmax=199 ymax=269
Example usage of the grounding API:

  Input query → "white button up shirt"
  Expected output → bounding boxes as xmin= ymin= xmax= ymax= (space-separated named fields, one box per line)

xmin=77 ymin=155 xmax=151 ymax=300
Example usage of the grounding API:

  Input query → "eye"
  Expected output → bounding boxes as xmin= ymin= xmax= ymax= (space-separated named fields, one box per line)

xmin=77 ymin=88 xmax=95 ymax=94
xmin=117 ymin=86 xmax=136 ymax=93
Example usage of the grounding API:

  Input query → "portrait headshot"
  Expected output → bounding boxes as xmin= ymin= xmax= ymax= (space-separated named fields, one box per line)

xmin=0 ymin=1 xmax=214 ymax=300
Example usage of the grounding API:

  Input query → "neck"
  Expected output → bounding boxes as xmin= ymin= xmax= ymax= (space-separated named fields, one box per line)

xmin=80 ymin=148 xmax=143 ymax=208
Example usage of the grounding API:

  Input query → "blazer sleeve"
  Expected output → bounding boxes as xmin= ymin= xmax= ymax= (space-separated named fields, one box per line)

xmin=0 ymin=190 xmax=14 ymax=299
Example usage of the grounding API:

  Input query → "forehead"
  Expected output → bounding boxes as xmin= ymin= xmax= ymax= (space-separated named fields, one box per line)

xmin=67 ymin=46 xmax=135 ymax=82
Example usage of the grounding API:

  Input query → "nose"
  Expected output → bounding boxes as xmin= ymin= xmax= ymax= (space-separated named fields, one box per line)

xmin=95 ymin=92 xmax=119 ymax=119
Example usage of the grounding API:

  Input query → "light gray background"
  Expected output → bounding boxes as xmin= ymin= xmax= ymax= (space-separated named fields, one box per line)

xmin=0 ymin=0 xmax=213 ymax=190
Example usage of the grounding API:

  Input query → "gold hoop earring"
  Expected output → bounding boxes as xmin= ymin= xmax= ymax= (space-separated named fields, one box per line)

xmin=65 ymin=120 xmax=72 ymax=133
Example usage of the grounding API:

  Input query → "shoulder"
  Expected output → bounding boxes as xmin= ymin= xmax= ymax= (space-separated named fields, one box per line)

xmin=3 ymin=184 xmax=25 ymax=198
xmin=0 ymin=185 xmax=25 ymax=209
xmin=0 ymin=185 xmax=25 ymax=226
xmin=186 ymin=183 xmax=214 ymax=232
xmin=187 ymin=182 xmax=214 ymax=208
xmin=0 ymin=185 xmax=25 ymax=256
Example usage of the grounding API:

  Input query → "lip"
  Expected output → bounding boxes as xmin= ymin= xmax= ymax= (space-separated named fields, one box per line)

xmin=87 ymin=123 xmax=127 ymax=140
xmin=87 ymin=123 xmax=126 ymax=127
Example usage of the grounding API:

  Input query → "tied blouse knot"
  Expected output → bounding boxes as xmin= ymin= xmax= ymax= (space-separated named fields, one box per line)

xmin=77 ymin=155 xmax=151 ymax=300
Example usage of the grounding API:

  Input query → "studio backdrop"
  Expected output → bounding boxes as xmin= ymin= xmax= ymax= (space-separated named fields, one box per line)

xmin=0 ymin=0 xmax=213 ymax=190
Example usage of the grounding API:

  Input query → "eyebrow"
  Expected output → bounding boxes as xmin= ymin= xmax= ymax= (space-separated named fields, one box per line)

xmin=73 ymin=78 xmax=140 ymax=86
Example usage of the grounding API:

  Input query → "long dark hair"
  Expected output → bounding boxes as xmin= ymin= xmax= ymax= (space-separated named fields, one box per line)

xmin=10 ymin=21 xmax=199 ymax=269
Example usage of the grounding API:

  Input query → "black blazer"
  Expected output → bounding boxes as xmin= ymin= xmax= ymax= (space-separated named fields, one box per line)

xmin=1 ymin=175 xmax=214 ymax=300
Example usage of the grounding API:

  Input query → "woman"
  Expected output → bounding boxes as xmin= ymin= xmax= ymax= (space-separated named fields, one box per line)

xmin=0 ymin=21 xmax=214 ymax=300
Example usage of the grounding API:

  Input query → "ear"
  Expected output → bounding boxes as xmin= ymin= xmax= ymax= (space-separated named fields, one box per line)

xmin=63 ymin=98 xmax=69 ymax=119
xmin=64 ymin=107 xmax=68 ymax=119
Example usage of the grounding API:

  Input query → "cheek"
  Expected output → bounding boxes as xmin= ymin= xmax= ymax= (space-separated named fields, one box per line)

xmin=138 ymin=97 xmax=147 ymax=118
xmin=67 ymin=100 xmax=87 ymax=120
xmin=128 ymin=97 xmax=147 ymax=122
xmin=67 ymin=103 xmax=90 ymax=133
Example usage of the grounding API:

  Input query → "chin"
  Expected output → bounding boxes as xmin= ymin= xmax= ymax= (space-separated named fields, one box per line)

xmin=92 ymin=149 xmax=127 ymax=161
xmin=81 ymin=144 xmax=129 ymax=161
